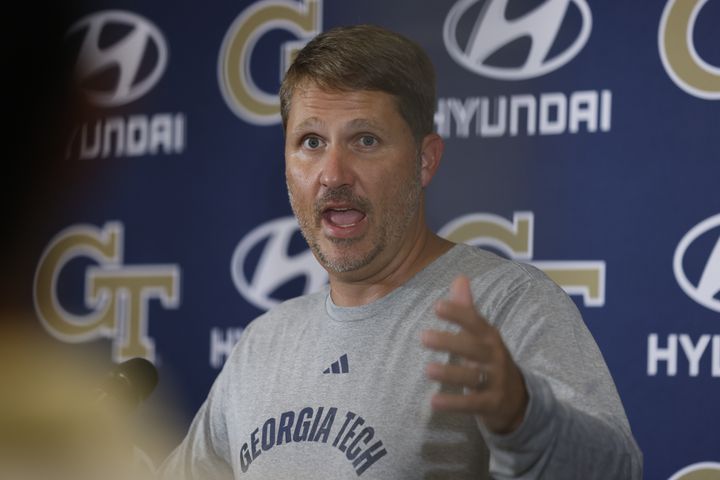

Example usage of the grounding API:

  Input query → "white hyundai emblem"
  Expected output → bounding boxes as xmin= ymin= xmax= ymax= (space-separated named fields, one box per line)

xmin=443 ymin=0 xmax=592 ymax=80
xmin=673 ymin=214 xmax=720 ymax=313
xmin=231 ymin=216 xmax=327 ymax=311
xmin=68 ymin=10 xmax=168 ymax=107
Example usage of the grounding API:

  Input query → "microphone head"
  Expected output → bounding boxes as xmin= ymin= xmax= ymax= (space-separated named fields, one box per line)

xmin=99 ymin=358 xmax=158 ymax=412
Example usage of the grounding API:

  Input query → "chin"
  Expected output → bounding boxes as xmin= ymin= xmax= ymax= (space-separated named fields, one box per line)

xmin=316 ymin=242 xmax=383 ymax=274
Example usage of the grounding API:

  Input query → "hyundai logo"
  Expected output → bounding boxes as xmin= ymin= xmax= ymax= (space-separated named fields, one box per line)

xmin=231 ymin=216 xmax=327 ymax=311
xmin=67 ymin=10 xmax=168 ymax=107
xmin=443 ymin=0 xmax=592 ymax=80
xmin=673 ymin=213 xmax=720 ymax=313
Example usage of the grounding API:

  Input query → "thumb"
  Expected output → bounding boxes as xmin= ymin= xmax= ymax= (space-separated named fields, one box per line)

xmin=449 ymin=275 xmax=473 ymax=307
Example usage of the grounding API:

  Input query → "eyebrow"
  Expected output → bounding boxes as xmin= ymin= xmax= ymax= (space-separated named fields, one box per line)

xmin=291 ymin=117 xmax=325 ymax=134
xmin=291 ymin=117 xmax=385 ymax=135
xmin=346 ymin=118 xmax=384 ymax=132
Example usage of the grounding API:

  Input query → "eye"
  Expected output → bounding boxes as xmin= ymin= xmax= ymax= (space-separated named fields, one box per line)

xmin=302 ymin=136 xmax=324 ymax=149
xmin=358 ymin=135 xmax=378 ymax=148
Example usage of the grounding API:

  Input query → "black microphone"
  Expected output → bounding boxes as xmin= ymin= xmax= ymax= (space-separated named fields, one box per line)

xmin=95 ymin=357 xmax=159 ymax=414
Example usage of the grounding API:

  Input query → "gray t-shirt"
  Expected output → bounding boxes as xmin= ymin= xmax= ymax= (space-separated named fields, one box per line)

xmin=161 ymin=244 xmax=642 ymax=479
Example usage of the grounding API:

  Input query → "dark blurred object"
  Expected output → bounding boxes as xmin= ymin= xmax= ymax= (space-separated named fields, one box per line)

xmin=97 ymin=358 xmax=160 ymax=415
xmin=2 ymin=3 xmax=87 ymax=314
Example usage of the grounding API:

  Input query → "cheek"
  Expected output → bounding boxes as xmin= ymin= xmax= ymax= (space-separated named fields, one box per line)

xmin=379 ymin=159 xmax=419 ymax=190
xmin=286 ymin=157 xmax=312 ymax=181
xmin=286 ymin=168 xmax=314 ymax=203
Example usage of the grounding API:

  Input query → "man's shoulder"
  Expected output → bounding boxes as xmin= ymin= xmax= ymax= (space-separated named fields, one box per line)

xmin=446 ymin=244 xmax=570 ymax=319
xmin=417 ymin=243 xmax=553 ymax=300
xmin=449 ymin=243 xmax=547 ymax=285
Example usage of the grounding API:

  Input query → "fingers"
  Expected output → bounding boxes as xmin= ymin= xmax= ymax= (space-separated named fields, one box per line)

xmin=422 ymin=275 xmax=529 ymax=434
xmin=421 ymin=330 xmax=493 ymax=362
xmin=426 ymin=362 xmax=488 ymax=390
xmin=434 ymin=300 xmax=489 ymax=336
xmin=426 ymin=362 xmax=499 ymax=415
xmin=426 ymin=358 xmax=528 ymax=434
xmin=430 ymin=392 xmax=488 ymax=414
xmin=448 ymin=275 xmax=473 ymax=307
xmin=435 ymin=275 xmax=491 ymax=336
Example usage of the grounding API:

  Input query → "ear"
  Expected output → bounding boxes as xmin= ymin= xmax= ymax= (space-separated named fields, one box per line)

xmin=419 ymin=133 xmax=444 ymax=188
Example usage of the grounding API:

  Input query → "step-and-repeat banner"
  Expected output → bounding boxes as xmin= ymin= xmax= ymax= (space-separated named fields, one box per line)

xmin=21 ymin=0 xmax=719 ymax=478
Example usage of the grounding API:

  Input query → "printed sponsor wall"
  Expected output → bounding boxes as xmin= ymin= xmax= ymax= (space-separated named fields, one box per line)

xmin=17 ymin=0 xmax=719 ymax=478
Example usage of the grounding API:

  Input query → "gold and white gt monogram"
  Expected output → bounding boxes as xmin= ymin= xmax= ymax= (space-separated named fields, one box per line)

xmin=34 ymin=222 xmax=180 ymax=362
xmin=439 ymin=212 xmax=605 ymax=307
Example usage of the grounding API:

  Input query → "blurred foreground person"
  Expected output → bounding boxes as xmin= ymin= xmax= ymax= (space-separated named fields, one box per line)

xmin=2 ymin=5 xmax=177 ymax=477
xmin=0 ymin=120 xmax=175 ymax=480
xmin=161 ymin=25 xmax=642 ymax=479
xmin=0 ymin=325 xmax=160 ymax=480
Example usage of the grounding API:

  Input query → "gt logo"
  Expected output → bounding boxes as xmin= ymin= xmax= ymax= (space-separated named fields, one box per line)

xmin=33 ymin=222 xmax=180 ymax=362
xmin=218 ymin=0 xmax=323 ymax=125
xmin=659 ymin=0 xmax=720 ymax=100
xmin=669 ymin=462 xmax=720 ymax=480
xmin=439 ymin=212 xmax=605 ymax=306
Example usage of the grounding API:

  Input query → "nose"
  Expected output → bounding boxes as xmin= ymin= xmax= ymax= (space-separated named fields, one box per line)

xmin=320 ymin=145 xmax=354 ymax=189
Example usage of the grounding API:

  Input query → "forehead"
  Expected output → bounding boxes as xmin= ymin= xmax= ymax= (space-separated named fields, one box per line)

xmin=286 ymin=85 xmax=407 ymax=132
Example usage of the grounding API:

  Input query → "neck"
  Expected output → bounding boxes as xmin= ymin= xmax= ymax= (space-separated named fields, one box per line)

xmin=327 ymin=225 xmax=454 ymax=307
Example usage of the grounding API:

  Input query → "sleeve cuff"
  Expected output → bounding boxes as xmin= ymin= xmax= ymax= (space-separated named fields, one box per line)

xmin=476 ymin=369 xmax=558 ymax=474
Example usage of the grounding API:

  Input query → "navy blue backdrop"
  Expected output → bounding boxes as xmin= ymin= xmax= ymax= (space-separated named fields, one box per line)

xmin=22 ymin=1 xmax=720 ymax=478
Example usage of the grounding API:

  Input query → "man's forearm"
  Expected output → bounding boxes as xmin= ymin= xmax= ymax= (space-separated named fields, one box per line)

xmin=481 ymin=371 xmax=643 ymax=479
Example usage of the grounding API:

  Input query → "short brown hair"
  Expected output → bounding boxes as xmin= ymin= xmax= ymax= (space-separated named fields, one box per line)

xmin=280 ymin=24 xmax=436 ymax=142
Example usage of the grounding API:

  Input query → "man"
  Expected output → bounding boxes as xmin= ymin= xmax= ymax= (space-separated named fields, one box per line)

xmin=161 ymin=25 xmax=642 ymax=479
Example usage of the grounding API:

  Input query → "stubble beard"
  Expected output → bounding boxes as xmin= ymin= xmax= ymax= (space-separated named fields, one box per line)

xmin=287 ymin=167 xmax=422 ymax=274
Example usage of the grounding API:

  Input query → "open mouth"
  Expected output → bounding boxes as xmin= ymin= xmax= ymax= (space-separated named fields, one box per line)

xmin=322 ymin=207 xmax=367 ymax=228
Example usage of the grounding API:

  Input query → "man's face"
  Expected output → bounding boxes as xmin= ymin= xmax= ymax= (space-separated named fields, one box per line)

xmin=284 ymin=85 xmax=423 ymax=276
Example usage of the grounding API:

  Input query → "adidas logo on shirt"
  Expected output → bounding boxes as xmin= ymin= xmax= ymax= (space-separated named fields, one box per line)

xmin=323 ymin=354 xmax=349 ymax=374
